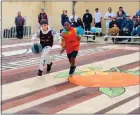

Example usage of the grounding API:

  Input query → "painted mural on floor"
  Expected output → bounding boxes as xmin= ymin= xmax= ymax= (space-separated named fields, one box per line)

xmin=55 ymin=66 xmax=139 ymax=98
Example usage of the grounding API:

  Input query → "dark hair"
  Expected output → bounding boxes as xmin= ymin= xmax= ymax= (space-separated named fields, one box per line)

xmin=40 ymin=19 xmax=48 ymax=25
xmin=119 ymin=6 xmax=123 ymax=9
xmin=95 ymin=8 xmax=99 ymax=10
xmin=86 ymin=9 xmax=89 ymax=12
xmin=64 ymin=21 xmax=71 ymax=25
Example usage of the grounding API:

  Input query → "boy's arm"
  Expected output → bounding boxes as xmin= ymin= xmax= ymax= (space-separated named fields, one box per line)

xmin=51 ymin=29 xmax=62 ymax=44
xmin=31 ymin=30 xmax=40 ymax=43
xmin=60 ymin=36 xmax=66 ymax=54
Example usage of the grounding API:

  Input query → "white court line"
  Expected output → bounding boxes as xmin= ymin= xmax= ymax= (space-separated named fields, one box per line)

xmin=2 ymin=43 xmax=87 ymax=57
xmin=106 ymin=97 xmax=140 ymax=114
xmin=57 ymin=85 xmax=140 ymax=114
xmin=2 ymin=52 xmax=139 ymax=101
xmin=2 ymin=42 xmax=33 ymax=48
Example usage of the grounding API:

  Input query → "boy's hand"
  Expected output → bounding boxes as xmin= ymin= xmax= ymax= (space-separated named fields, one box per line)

xmin=60 ymin=48 xmax=65 ymax=55
xmin=77 ymin=35 xmax=82 ymax=40
xmin=33 ymin=40 xmax=38 ymax=44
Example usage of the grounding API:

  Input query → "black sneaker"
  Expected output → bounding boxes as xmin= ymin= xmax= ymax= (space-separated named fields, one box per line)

xmin=38 ymin=70 xmax=43 ymax=76
xmin=69 ymin=66 xmax=76 ymax=76
xmin=47 ymin=62 xmax=53 ymax=72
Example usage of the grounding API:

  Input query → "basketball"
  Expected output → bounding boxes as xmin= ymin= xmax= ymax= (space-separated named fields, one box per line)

xmin=31 ymin=43 xmax=42 ymax=54
xmin=77 ymin=26 xmax=84 ymax=35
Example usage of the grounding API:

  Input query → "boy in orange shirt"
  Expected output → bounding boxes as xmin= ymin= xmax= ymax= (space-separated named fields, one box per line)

xmin=60 ymin=21 xmax=83 ymax=76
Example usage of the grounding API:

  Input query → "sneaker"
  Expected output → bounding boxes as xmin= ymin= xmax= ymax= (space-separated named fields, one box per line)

xmin=69 ymin=66 xmax=76 ymax=76
xmin=47 ymin=62 xmax=53 ymax=72
xmin=38 ymin=70 xmax=43 ymax=76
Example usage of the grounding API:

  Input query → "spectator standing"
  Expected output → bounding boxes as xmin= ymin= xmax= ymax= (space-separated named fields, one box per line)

xmin=83 ymin=9 xmax=93 ymax=32
xmin=61 ymin=10 xmax=69 ymax=27
xmin=93 ymin=8 xmax=102 ymax=28
xmin=104 ymin=7 xmax=116 ymax=34
xmin=117 ymin=7 xmax=126 ymax=17
xmin=15 ymin=12 xmax=25 ymax=39
xmin=38 ymin=8 xmax=48 ymax=26
xmin=69 ymin=12 xmax=78 ymax=22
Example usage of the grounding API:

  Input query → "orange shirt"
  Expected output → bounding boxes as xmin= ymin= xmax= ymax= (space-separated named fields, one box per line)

xmin=61 ymin=27 xmax=80 ymax=54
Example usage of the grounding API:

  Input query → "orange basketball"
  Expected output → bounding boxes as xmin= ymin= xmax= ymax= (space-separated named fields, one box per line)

xmin=68 ymin=72 xmax=139 ymax=87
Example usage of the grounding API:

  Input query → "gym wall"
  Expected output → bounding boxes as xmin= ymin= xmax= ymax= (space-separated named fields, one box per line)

xmin=2 ymin=1 xmax=139 ymax=34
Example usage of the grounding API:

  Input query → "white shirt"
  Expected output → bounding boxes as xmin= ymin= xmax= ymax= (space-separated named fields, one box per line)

xmin=93 ymin=12 xmax=102 ymax=23
xmin=69 ymin=15 xmax=78 ymax=22
xmin=104 ymin=12 xmax=116 ymax=25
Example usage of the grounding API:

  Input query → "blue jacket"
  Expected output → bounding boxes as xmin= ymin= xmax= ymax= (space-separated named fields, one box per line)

xmin=121 ymin=19 xmax=134 ymax=32
xmin=136 ymin=10 xmax=140 ymax=16
xmin=15 ymin=16 xmax=25 ymax=26
xmin=61 ymin=14 xmax=69 ymax=26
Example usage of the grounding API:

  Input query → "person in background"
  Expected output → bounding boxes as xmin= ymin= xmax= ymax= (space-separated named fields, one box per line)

xmin=61 ymin=10 xmax=69 ymax=27
xmin=83 ymin=9 xmax=93 ymax=33
xmin=38 ymin=8 xmax=48 ymax=26
xmin=117 ymin=7 xmax=126 ymax=17
xmin=15 ymin=12 xmax=25 ymax=39
xmin=121 ymin=14 xmax=134 ymax=41
xmin=108 ymin=16 xmax=120 ymax=43
xmin=131 ymin=16 xmax=140 ymax=36
xmin=70 ymin=18 xmax=77 ymax=27
xmin=77 ymin=18 xmax=84 ymax=29
xmin=104 ymin=7 xmax=116 ymax=34
xmin=132 ymin=15 xmax=137 ymax=22
xmin=109 ymin=16 xmax=119 ymax=29
xmin=93 ymin=8 xmax=102 ymax=36
xmin=136 ymin=10 xmax=140 ymax=16
xmin=69 ymin=12 xmax=78 ymax=23
xmin=93 ymin=8 xmax=102 ymax=28
xmin=116 ymin=10 xmax=125 ymax=29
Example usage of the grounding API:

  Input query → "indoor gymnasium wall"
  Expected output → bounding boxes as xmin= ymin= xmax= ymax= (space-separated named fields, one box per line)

xmin=2 ymin=2 xmax=44 ymax=33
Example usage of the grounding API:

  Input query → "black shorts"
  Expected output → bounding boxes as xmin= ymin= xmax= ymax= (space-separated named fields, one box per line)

xmin=67 ymin=51 xmax=78 ymax=59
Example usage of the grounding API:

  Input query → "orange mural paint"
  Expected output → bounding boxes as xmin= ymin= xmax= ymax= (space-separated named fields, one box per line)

xmin=68 ymin=72 xmax=139 ymax=88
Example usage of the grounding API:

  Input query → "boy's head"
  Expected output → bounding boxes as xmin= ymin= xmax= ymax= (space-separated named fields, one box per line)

xmin=64 ymin=21 xmax=71 ymax=30
xmin=40 ymin=19 xmax=48 ymax=31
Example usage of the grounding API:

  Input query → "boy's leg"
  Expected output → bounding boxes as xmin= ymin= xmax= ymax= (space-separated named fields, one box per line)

xmin=67 ymin=51 xmax=78 ymax=76
xmin=38 ymin=46 xmax=51 ymax=76
xmin=45 ymin=47 xmax=53 ymax=72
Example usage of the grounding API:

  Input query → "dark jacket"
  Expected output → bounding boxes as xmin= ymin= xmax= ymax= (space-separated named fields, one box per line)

xmin=134 ymin=20 xmax=140 ymax=28
xmin=71 ymin=21 xmax=77 ymax=27
xmin=109 ymin=20 xmax=119 ymax=28
xmin=61 ymin=14 xmax=69 ymax=26
xmin=116 ymin=15 xmax=125 ymax=29
xmin=15 ymin=16 xmax=25 ymax=26
xmin=121 ymin=19 xmax=134 ymax=32
xmin=83 ymin=13 xmax=93 ymax=24
xmin=76 ymin=21 xmax=84 ymax=29
xmin=136 ymin=10 xmax=140 ymax=16
xmin=38 ymin=13 xmax=48 ymax=24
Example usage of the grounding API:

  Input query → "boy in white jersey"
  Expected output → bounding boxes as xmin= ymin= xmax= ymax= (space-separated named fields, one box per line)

xmin=32 ymin=19 xmax=61 ymax=76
